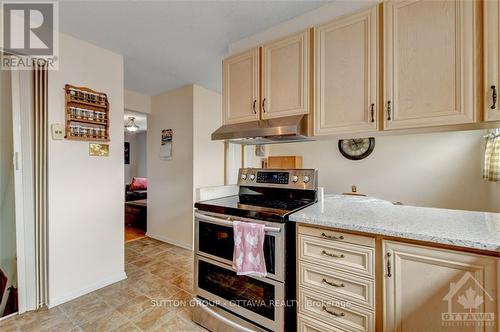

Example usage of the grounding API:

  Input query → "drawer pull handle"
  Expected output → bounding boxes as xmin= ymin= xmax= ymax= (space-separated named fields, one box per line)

xmin=387 ymin=252 xmax=392 ymax=277
xmin=322 ymin=306 xmax=345 ymax=317
xmin=322 ymin=278 xmax=345 ymax=288
xmin=322 ymin=250 xmax=344 ymax=258
xmin=321 ymin=232 xmax=344 ymax=240
xmin=492 ymin=85 xmax=497 ymax=110
xmin=387 ymin=100 xmax=392 ymax=121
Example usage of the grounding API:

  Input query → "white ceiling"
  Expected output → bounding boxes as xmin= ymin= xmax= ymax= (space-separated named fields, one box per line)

xmin=59 ymin=1 xmax=329 ymax=95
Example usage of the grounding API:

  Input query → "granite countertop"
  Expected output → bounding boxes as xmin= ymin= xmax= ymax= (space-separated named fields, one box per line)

xmin=289 ymin=194 xmax=500 ymax=253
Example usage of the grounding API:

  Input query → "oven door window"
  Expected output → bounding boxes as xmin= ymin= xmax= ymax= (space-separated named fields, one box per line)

xmin=198 ymin=260 xmax=275 ymax=320
xmin=198 ymin=221 xmax=276 ymax=275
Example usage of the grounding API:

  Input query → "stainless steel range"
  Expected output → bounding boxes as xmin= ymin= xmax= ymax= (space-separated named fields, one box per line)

xmin=193 ymin=168 xmax=318 ymax=332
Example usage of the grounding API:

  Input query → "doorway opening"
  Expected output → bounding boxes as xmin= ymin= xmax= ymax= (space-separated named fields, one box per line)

xmin=124 ymin=111 xmax=148 ymax=242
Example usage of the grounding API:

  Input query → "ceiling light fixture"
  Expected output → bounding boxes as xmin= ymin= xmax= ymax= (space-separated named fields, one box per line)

xmin=125 ymin=117 xmax=139 ymax=132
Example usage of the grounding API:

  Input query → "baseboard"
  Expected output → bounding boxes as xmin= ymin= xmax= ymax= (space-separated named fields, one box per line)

xmin=48 ymin=271 xmax=127 ymax=308
xmin=146 ymin=232 xmax=193 ymax=251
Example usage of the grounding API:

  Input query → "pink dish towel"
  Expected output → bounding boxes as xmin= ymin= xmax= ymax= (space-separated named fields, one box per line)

xmin=233 ymin=221 xmax=267 ymax=277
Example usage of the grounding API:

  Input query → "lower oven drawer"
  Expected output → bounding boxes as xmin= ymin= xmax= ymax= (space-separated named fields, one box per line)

xmin=194 ymin=255 xmax=285 ymax=332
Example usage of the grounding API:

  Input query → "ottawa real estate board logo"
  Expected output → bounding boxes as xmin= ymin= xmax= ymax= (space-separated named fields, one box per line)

xmin=442 ymin=272 xmax=495 ymax=328
xmin=1 ymin=1 xmax=58 ymax=69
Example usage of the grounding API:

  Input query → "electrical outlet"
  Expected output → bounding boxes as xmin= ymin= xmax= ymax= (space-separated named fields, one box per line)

xmin=51 ymin=123 xmax=65 ymax=140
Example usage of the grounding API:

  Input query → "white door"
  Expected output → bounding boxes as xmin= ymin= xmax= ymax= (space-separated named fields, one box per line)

xmin=315 ymin=6 xmax=379 ymax=135
xmin=261 ymin=30 xmax=310 ymax=119
xmin=383 ymin=0 xmax=477 ymax=130
xmin=383 ymin=241 xmax=497 ymax=332
xmin=484 ymin=0 xmax=500 ymax=121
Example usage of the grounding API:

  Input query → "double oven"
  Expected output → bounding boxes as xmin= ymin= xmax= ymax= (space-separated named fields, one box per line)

xmin=194 ymin=211 xmax=287 ymax=332
xmin=193 ymin=168 xmax=318 ymax=332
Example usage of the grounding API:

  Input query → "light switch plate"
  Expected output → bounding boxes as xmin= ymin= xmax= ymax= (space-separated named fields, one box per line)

xmin=51 ymin=123 xmax=65 ymax=140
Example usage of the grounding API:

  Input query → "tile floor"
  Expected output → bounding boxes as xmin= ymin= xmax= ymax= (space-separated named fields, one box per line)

xmin=0 ymin=237 xmax=205 ymax=332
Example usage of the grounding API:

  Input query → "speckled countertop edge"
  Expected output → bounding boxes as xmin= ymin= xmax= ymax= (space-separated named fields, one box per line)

xmin=289 ymin=195 xmax=500 ymax=253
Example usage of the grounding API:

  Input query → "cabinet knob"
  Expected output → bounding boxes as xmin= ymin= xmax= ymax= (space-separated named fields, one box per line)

xmin=370 ymin=103 xmax=375 ymax=123
xmin=262 ymin=98 xmax=267 ymax=113
xmin=387 ymin=101 xmax=392 ymax=121
xmin=252 ymin=100 xmax=257 ymax=114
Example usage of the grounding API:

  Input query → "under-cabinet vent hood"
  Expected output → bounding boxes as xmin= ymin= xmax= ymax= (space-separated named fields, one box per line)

xmin=211 ymin=115 xmax=312 ymax=145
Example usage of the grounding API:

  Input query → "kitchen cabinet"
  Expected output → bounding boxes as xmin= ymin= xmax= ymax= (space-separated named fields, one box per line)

xmin=222 ymin=48 xmax=260 ymax=124
xmin=297 ymin=224 xmax=500 ymax=332
xmin=222 ymin=31 xmax=311 ymax=125
xmin=261 ymin=30 xmax=310 ymax=119
xmin=297 ymin=225 xmax=375 ymax=332
xmin=485 ymin=0 xmax=500 ymax=121
xmin=383 ymin=240 xmax=497 ymax=332
xmin=383 ymin=0 xmax=478 ymax=130
xmin=315 ymin=5 xmax=379 ymax=135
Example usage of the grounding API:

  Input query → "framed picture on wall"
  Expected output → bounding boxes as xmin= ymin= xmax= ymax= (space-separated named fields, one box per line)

xmin=124 ymin=142 xmax=130 ymax=164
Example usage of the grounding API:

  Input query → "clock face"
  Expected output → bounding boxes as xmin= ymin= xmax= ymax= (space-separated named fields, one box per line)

xmin=338 ymin=138 xmax=375 ymax=160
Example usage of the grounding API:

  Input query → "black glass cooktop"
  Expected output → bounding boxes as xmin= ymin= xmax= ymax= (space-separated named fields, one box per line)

xmin=194 ymin=187 xmax=317 ymax=222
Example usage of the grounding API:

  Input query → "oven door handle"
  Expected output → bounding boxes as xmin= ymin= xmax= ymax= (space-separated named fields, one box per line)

xmin=195 ymin=212 xmax=281 ymax=233
xmin=194 ymin=297 xmax=261 ymax=332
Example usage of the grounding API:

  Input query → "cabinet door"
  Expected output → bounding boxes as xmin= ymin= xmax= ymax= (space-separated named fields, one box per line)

xmin=383 ymin=0 xmax=477 ymax=130
xmin=315 ymin=6 xmax=379 ymax=136
xmin=261 ymin=30 xmax=310 ymax=119
xmin=222 ymin=48 xmax=260 ymax=124
xmin=383 ymin=241 xmax=497 ymax=332
xmin=485 ymin=0 xmax=500 ymax=121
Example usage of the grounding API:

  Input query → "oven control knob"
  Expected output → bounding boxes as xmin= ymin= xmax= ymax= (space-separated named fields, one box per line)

xmin=303 ymin=175 xmax=310 ymax=183
xmin=241 ymin=174 xmax=247 ymax=180
xmin=292 ymin=175 xmax=299 ymax=183
xmin=249 ymin=174 xmax=255 ymax=181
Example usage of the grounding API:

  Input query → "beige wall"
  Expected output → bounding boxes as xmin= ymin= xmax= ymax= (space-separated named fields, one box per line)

xmin=193 ymin=85 xmax=224 ymax=189
xmin=148 ymin=85 xmax=194 ymax=249
xmin=124 ymin=89 xmax=151 ymax=114
xmin=147 ymin=84 xmax=223 ymax=249
xmin=268 ymin=130 xmax=500 ymax=213
xmin=229 ymin=1 xmax=379 ymax=55
xmin=48 ymin=33 xmax=125 ymax=306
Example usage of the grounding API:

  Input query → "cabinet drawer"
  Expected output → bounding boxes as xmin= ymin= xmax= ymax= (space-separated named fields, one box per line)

xmin=299 ymin=288 xmax=374 ymax=332
xmin=299 ymin=261 xmax=374 ymax=309
xmin=298 ymin=225 xmax=374 ymax=248
xmin=299 ymin=234 xmax=374 ymax=277
xmin=298 ymin=314 xmax=343 ymax=332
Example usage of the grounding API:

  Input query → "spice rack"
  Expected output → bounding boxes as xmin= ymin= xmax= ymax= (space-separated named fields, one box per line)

xmin=64 ymin=84 xmax=110 ymax=141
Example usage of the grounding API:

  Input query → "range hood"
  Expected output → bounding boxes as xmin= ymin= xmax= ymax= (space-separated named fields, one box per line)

xmin=211 ymin=115 xmax=313 ymax=145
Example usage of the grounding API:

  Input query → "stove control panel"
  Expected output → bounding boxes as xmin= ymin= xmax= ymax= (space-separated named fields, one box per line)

xmin=238 ymin=168 xmax=317 ymax=190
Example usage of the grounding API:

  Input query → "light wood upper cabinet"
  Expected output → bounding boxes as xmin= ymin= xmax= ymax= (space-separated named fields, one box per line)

xmin=261 ymin=30 xmax=310 ymax=120
xmin=383 ymin=0 xmax=477 ymax=130
xmin=485 ymin=0 xmax=500 ymax=121
xmin=315 ymin=6 xmax=379 ymax=136
xmin=383 ymin=241 xmax=497 ymax=332
xmin=222 ymin=48 xmax=260 ymax=124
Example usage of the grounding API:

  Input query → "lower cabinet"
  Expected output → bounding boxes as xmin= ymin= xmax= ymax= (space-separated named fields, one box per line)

xmin=297 ymin=225 xmax=499 ymax=332
xmin=383 ymin=240 xmax=498 ymax=332
xmin=297 ymin=226 xmax=375 ymax=332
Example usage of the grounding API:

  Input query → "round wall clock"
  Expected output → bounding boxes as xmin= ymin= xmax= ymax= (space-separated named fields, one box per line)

xmin=338 ymin=137 xmax=375 ymax=160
